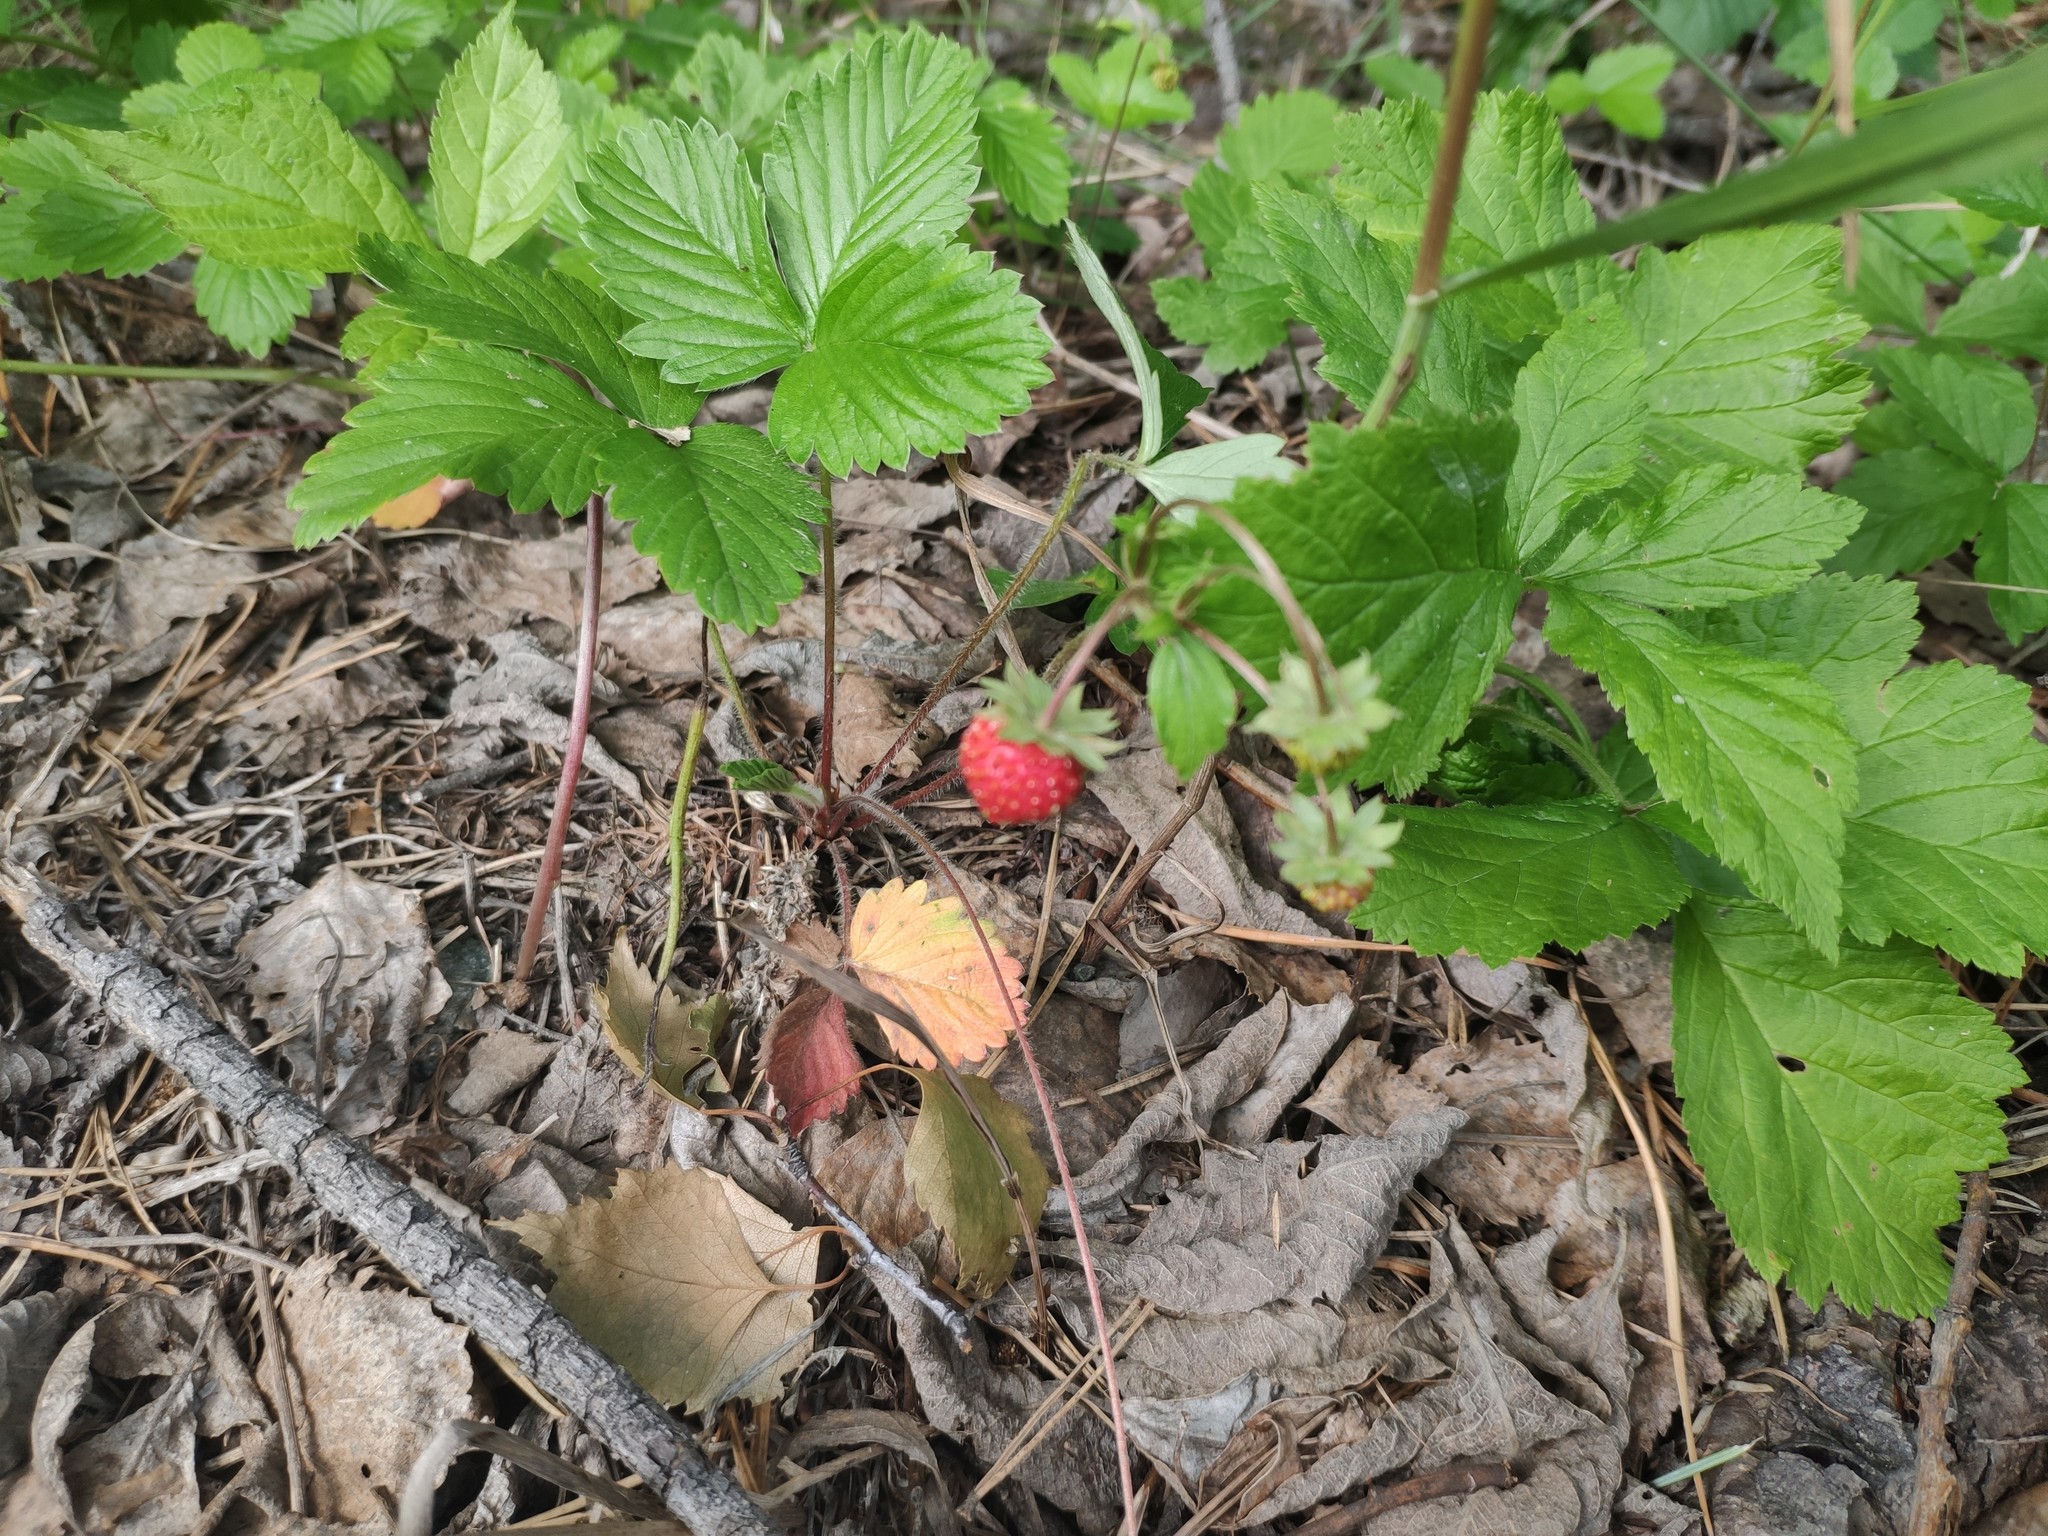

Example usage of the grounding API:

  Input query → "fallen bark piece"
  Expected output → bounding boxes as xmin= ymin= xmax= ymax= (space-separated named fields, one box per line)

xmin=1 ymin=866 xmax=776 ymax=1536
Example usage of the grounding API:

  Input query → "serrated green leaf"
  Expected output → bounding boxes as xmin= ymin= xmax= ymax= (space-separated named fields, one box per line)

xmin=677 ymin=33 xmax=793 ymax=148
xmin=763 ymin=28 xmax=984 ymax=320
xmin=360 ymin=237 xmax=700 ymax=429
xmin=1135 ymin=437 xmax=1296 ymax=506
xmin=1584 ymin=44 xmax=1674 ymax=139
xmin=904 ymin=1069 xmax=1049 ymax=1294
xmin=602 ymin=424 xmax=823 ymax=629
xmin=1953 ymin=163 xmax=2048 ymax=225
xmin=1175 ymin=418 xmax=1520 ymax=796
xmin=975 ymin=77 xmax=1069 ymax=225
xmin=1826 ymin=447 xmax=1995 ymax=579
xmin=1547 ymin=588 xmax=1856 ymax=950
xmin=1838 ymin=660 xmax=2048 ymax=975
xmin=1257 ymin=184 xmax=1510 ymax=418
xmin=0 ymin=130 xmax=182 ymax=281
xmin=1978 ymin=484 xmax=2048 ymax=643
xmin=1673 ymin=896 xmax=2020 ymax=1315
xmin=582 ymin=118 xmax=805 ymax=392
xmin=84 ymin=71 xmax=422 ymax=268
xmin=1219 ymin=87 xmax=1338 ymax=180
xmin=1936 ymin=258 xmax=2048 ymax=359
xmin=1148 ymin=633 xmax=1237 ymax=777
xmin=0 ymin=65 xmax=126 ymax=128
xmin=1874 ymin=345 xmax=2035 ymax=476
xmin=266 ymin=0 xmax=448 ymax=122
xmin=292 ymin=341 xmax=626 ymax=542
xmin=178 ymin=22 xmax=264 ymax=84
xmin=428 ymin=4 xmax=568 ymax=263
xmin=721 ymin=758 xmax=800 ymax=793
xmin=1509 ymin=295 xmax=1647 ymax=561
xmin=1181 ymin=160 xmax=1252 ymax=251
xmin=1363 ymin=50 xmax=1444 ymax=107
xmin=1619 ymin=226 xmax=1868 ymax=475
xmin=1048 ymin=32 xmax=1191 ymax=133
xmin=191 ymin=256 xmax=320 ymax=353
xmin=768 ymin=242 xmax=1048 ymax=476
xmin=1355 ymin=798 xmax=1686 ymax=966
xmin=1546 ymin=466 xmax=1861 ymax=607
xmin=1151 ymin=254 xmax=1289 ymax=375
xmin=1678 ymin=572 xmax=1920 ymax=737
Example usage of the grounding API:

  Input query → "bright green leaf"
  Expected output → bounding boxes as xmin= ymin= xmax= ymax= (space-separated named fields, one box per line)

xmin=1363 ymin=50 xmax=1444 ymax=107
xmin=428 ymin=3 xmax=568 ymax=263
xmin=191 ymin=256 xmax=320 ymax=353
xmin=677 ymin=33 xmax=793 ymax=148
xmin=1151 ymin=239 xmax=1291 ymax=375
xmin=1839 ymin=660 xmax=2048 ymax=975
xmin=904 ymin=1069 xmax=1049 ymax=1294
xmin=769 ymin=242 xmax=1049 ymax=476
xmin=1827 ymin=447 xmax=1995 ymax=578
xmin=1048 ymin=32 xmax=1192 ymax=133
xmin=1978 ymin=484 xmax=2048 ymax=643
xmin=975 ymin=77 xmax=1070 ymax=225
xmin=1545 ymin=466 xmax=1862 ymax=608
xmin=1135 ymin=436 xmax=1297 ymax=506
xmin=1937 ymin=258 xmax=2048 ymax=359
xmin=579 ymin=118 xmax=805 ymax=390
xmin=763 ymin=28 xmax=984 ymax=319
xmin=0 ymin=130 xmax=181 ymax=281
xmin=1673 ymin=896 xmax=2021 ymax=1315
xmin=1547 ymin=588 xmax=1856 ymax=949
xmin=1067 ymin=219 xmax=1165 ymax=461
xmin=1148 ymin=633 xmax=1238 ymax=777
xmin=1875 ymin=345 xmax=2036 ymax=476
xmin=1509 ymin=294 xmax=1647 ymax=561
xmin=1218 ymin=87 xmax=1338 ymax=180
xmin=177 ymin=22 xmax=264 ymax=83
xmin=1356 ymin=798 xmax=1687 ymax=966
xmin=1584 ymin=44 xmax=1674 ymax=140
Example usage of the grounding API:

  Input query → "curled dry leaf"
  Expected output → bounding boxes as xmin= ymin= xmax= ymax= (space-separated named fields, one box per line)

xmin=904 ymin=1069 xmax=1050 ymax=1294
xmin=846 ymin=878 xmax=1024 ymax=1069
xmin=368 ymin=474 xmax=456 ymax=530
xmin=502 ymin=1165 xmax=822 ymax=1413
xmin=761 ymin=987 xmax=863 ymax=1134
xmin=591 ymin=931 xmax=728 ymax=1105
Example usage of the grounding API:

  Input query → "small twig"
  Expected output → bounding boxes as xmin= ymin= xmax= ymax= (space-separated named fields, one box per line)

xmin=242 ymin=1168 xmax=307 ymax=1514
xmin=0 ymin=358 xmax=369 ymax=394
xmin=1202 ymin=0 xmax=1242 ymax=121
xmin=1079 ymin=758 xmax=1215 ymax=964
xmin=1290 ymin=1460 xmax=1516 ymax=1536
xmin=1906 ymin=1171 xmax=1995 ymax=1536
xmin=646 ymin=701 xmax=709 ymax=1080
xmin=514 ymin=494 xmax=606 ymax=986
xmin=397 ymin=1420 xmax=672 ymax=1536
xmin=785 ymin=1141 xmax=972 ymax=1352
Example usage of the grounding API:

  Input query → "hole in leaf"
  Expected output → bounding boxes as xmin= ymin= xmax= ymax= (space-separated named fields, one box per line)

xmin=1813 ymin=766 xmax=1832 ymax=789
xmin=1775 ymin=1054 xmax=1807 ymax=1073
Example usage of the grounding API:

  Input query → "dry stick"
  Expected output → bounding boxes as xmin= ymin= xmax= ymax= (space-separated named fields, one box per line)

xmin=1583 ymin=1016 xmax=1712 ymax=1533
xmin=1 ymin=868 xmax=776 ymax=1536
xmin=1077 ymin=758 xmax=1215 ymax=965
xmin=1289 ymin=1460 xmax=1516 ymax=1536
xmin=1825 ymin=0 xmax=1863 ymax=286
xmin=1905 ymin=1171 xmax=1995 ymax=1536
xmin=645 ymin=701 xmax=709 ymax=1080
xmin=1361 ymin=0 xmax=1500 ymax=430
xmin=514 ymin=494 xmax=606 ymax=986
xmin=0 ymin=358 xmax=372 ymax=394
xmin=242 ymin=1167 xmax=308 ymax=1513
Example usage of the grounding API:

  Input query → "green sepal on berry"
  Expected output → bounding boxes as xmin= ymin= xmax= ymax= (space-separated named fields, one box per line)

xmin=979 ymin=664 xmax=1123 ymax=772
xmin=1273 ymin=792 xmax=1403 ymax=914
xmin=1248 ymin=654 xmax=1398 ymax=776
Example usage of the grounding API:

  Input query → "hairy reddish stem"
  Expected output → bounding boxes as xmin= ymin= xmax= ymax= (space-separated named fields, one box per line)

xmin=818 ymin=479 xmax=839 ymax=808
xmin=513 ymin=494 xmax=606 ymax=986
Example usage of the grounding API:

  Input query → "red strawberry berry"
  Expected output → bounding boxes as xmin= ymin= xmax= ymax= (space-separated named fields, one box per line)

xmin=961 ymin=715 xmax=1087 ymax=824
xmin=959 ymin=664 xmax=1122 ymax=826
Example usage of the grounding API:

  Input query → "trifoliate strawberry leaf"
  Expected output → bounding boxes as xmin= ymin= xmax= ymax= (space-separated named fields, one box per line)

xmin=763 ymin=28 xmax=984 ymax=319
xmin=1170 ymin=418 xmax=1520 ymax=796
xmin=1547 ymin=588 xmax=1856 ymax=951
xmin=1257 ymin=184 xmax=1512 ymax=418
xmin=1544 ymin=466 xmax=1862 ymax=608
xmin=767 ymin=241 xmax=1049 ymax=476
xmin=761 ymin=988 xmax=861 ymax=1134
xmin=427 ymin=3 xmax=567 ymax=263
xmin=1873 ymin=344 xmax=2036 ymax=477
xmin=904 ymin=1068 xmax=1048 ymax=1295
xmin=581 ymin=118 xmax=806 ymax=391
xmin=291 ymin=342 xmax=623 ymax=542
xmin=600 ymin=424 xmax=823 ymax=630
xmin=1147 ymin=633 xmax=1238 ymax=778
xmin=1508 ymin=295 xmax=1646 ymax=561
xmin=191 ymin=256 xmax=320 ymax=354
xmin=358 ymin=238 xmax=700 ymax=429
xmin=1048 ymin=32 xmax=1192 ymax=133
xmin=80 ymin=71 xmax=422 ymax=268
xmin=1152 ymin=257 xmax=1290 ymax=375
xmin=1838 ymin=661 xmax=2048 ymax=975
xmin=1977 ymin=484 xmax=2048 ymax=643
xmin=975 ymin=77 xmax=1069 ymax=225
xmin=1826 ymin=447 xmax=1995 ymax=579
xmin=1356 ymin=798 xmax=1686 ymax=966
xmin=1673 ymin=896 xmax=2021 ymax=1316
xmin=1619 ymin=226 xmax=1868 ymax=476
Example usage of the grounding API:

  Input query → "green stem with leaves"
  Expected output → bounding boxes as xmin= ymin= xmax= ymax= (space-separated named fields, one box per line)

xmin=647 ymin=701 xmax=709 ymax=1075
xmin=1468 ymin=702 xmax=1627 ymax=802
xmin=0 ymin=359 xmax=371 ymax=395
xmin=1362 ymin=0 xmax=1499 ymax=430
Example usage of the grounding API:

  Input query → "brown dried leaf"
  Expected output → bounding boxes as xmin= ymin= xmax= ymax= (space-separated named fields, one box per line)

xmin=502 ymin=1165 xmax=821 ymax=1412
xmin=592 ymin=931 xmax=727 ymax=1106
xmin=846 ymin=878 xmax=1023 ymax=1069
xmin=761 ymin=988 xmax=862 ymax=1134
xmin=829 ymin=671 xmax=920 ymax=783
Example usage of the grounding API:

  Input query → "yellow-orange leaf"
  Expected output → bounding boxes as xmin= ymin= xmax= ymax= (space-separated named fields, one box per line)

xmin=846 ymin=878 xmax=1024 ymax=1069
xmin=369 ymin=475 xmax=449 ymax=530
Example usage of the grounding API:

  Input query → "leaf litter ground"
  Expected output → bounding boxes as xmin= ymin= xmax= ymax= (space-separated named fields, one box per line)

xmin=5 ymin=26 xmax=2048 ymax=1536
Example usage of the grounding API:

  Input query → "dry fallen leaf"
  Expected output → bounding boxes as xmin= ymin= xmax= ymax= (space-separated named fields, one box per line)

xmin=846 ymin=878 xmax=1023 ymax=1068
xmin=761 ymin=987 xmax=862 ymax=1133
xmin=904 ymin=1069 xmax=1049 ymax=1294
xmin=277 ymin=1254 xmax=476 ymax=1525
xmin=503 ymin=1165 xmax=821 ymax=1412
xmin=830 ymin=671 xmax=922 ymax=783
xmin=367 ymin=474 xmax=452 ymax=530
xmin=591 ymin=931 xmax=728 ymax=1106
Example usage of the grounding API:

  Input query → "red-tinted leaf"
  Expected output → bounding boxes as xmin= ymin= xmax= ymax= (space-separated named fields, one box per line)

xmin=761 ymin=987 xmax=862 ymax=1133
